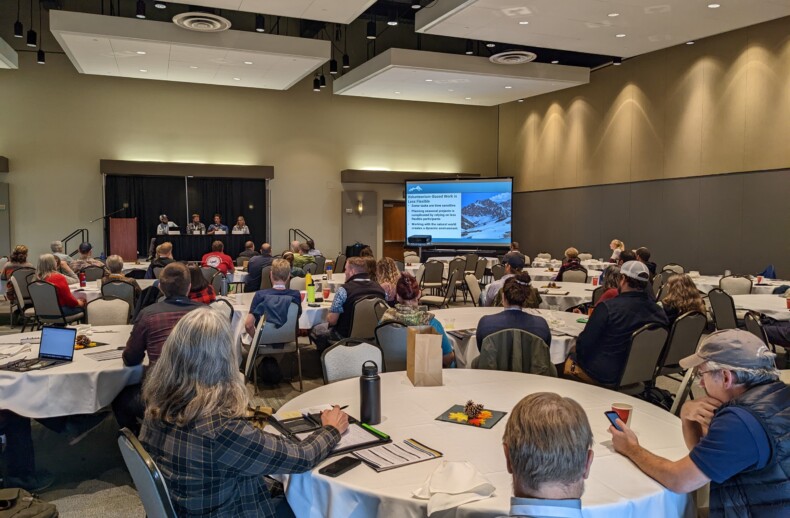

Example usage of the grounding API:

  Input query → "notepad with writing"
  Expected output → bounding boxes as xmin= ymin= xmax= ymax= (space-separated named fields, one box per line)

xmin=295 ymin=422 xmax=389 ymax=455
xmin=353 ymin=439 xmax=442 ymax=472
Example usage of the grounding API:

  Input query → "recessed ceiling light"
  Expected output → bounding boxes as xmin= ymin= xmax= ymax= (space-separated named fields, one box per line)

xmin=707 ymin=3 xmax=720 ymax=8
xmin=517 ymin=99 xmax=525 ymax=103
xmin=425 ymin=79 xmax=433 ymax=82
xmin=608 ymin=13 xmax=619 ymax=17
xmin=505 ymin=86 xmax=512 ymax=89
xmin=686 ymin=41 xmax=695 ymax=45
xmin=518 ymin=21 xmax=529 ymax=25
xmin=616 ymin=33 xmax=626 ymax=38
xmin=189 ymin=66 xmax=198 ymax=69
xmin=465 ymin=97 xmax=472 ymax=100
xmin=136 ymin=51 xmax=146 ymax=55
xmin=233 ymin=77 xmax=241 ymax=81
xmin=154 ymin=2 xmax=167 ymax=9
xmin=243 ymin=61 xmax=253 ymax=65
xmin=613 ymin=57 xmax=623 ymax=66
xmin=485 ymin=42 xmax=496 ymax=48
xmin=394 ymin=91 xmax=401 ymax=94
xmin=139 ymin=69 xmax=148 ymax=72
xmin=448 ymin=89 xmax=454 ymax=92
xmin=551 ymin=60 xmax=559 ymax=64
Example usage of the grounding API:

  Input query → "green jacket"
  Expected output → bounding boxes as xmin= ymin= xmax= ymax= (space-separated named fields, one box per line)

xmin=473 ymin=329 xmax=557 ymax=376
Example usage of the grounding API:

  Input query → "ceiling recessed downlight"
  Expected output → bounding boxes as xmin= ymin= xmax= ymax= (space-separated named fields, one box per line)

xmin=505 ymin=86 xmax=512 ymax=89
xmin=243 ymin=61 xmax=253 ymax=65
xmin=425 ymin=79 xmax=433 ymax=82
xmin=551 ymin=60 xmax=559 ymax=64
xmin=464 ymin=97 xmax=472 ymax=100
xmin=136 ymin=51 xmax=146 ymax=55
xmin=708 ymin=3 xmax=721 ymax=8
xmin=233 ymin=77 xmax=241 ymax=81
xmin=518 ymin=21 xmax=529 ymax=25
xmin=608 ymin=13 xmax=619 ymax=17
xmin=189 ymin=65 xmax=198 ymax=69
xmin=616 ymin=33 xmax=626 ymax=38
xmin=139 ymin=69 xmax=148 ymax=72
xmin=686 ymin=41 xmax=695 ymax=45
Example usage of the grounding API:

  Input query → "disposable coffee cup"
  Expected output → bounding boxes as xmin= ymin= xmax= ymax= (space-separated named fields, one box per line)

xmin=300 ymin=291 xmax=306 ymax=302
xmin=756 ymin=275 xmax=763 ymax=284
xmin=612 ymin=403 xmax=633 ymax=426
xmin=592 ymin=277 xmax=599 ymax=286
xmin=786 ymin=298 xmax=790 ymax=310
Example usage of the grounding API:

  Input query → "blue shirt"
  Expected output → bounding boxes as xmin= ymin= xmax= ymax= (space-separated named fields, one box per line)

xmin=689 ymin=407 xmax=771 ymax=484
xmin=506 ymin=496 xmax=582 ymax=517
xmin=476 ymin=308 xmax=551 ymax=351
xmin=208 ymin=223 xmax=229 ymax=232
xmin=249 ymin=288 xmax=302 ymax=325
xmin=429 ymin=317 xmax=454 ymax=357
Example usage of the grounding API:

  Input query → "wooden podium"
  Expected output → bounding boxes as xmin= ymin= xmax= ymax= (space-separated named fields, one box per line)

xmin=109 ymin=217 xmax=138 ymax=261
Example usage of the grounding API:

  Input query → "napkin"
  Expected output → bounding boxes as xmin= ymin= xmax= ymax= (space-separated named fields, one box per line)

xmin=412 ymin=461 xmax=496 ymax=515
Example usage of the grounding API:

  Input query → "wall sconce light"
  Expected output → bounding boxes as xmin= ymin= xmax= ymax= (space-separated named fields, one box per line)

xmin=357 ymin=200 xmax=364 ymax=215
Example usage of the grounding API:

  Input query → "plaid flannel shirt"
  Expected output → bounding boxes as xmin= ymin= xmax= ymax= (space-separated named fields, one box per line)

xmin=189 ymin=286 xmax=217 ymax=305
xmin=140 ymin=415 xmax=340 ymax=517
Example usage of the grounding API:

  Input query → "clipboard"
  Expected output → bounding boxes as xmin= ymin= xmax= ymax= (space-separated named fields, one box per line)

xmin=291 ymin=417 xmax=391 ymax=456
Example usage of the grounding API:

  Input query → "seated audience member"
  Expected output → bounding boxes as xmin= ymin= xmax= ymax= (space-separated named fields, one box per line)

xmin=660 ymin=274 xmax=705 ymax=325
xmin=245 ymin=243 xmax=274 ymax=292
xmin=186 ymin=213 xmax=206 ymax=235
xmin=102 ymin=254 xmax=142 ymax=304
xmin=232 ymin=216 xmax=250 ymax=234
xmin=156 ymin=214 xmax=178 ymax=235
xmin=36 ymin=254 xmax=86 ymax=316
xmin=56 ymin=256 xmax=79 ymax=285
xmin=282 ymin=252 xmax=305 ymax=278
xmin=141 ymin=308 xmax=349 ymax=517
xmin=556 ymin=247 xmax=587 ymax=282
xmin=595 ymin=265 xmax=621 ymax=306
xmin=187 ymin=263 xmax=216 ymax=304
xmin=238 ymin=241 xmax=259 ymax=260
xmin=305 ymin=239 xmax=322 ymax=257
xmin=145 ymin=242 xmax=175 ymax=279
xmin=376 ymin=257 xmax=401 ymax=305
xmin=0 ymin=410 xmax=53 ymax=492
xmin=763 ymin=316 xmax=790 ymax=350
xmin=309 ymin=257 xmax=385 ymax=351
xmin=483 ymin=253 xmax=527 ymax=306
xmin=380 ymin=273 xmax=455 ymax=367
xmin=609 ymin=239 xmax=625 ymax=262
xmin=244 ymin=259 xmax=302 ymax=337
xmin=609 ymin=330 xmax=789 ymax=516
xmin=478 ymin=274 xmax=551 ymax=351
xmin=503 ymin=393 xmax=593 ymax=518
xmin=290 ymin=240 xmax=301 ymax=253
xmin=202 ymin=240 xmax=235 ymax=274
xmin=364 ymin=256 xmax=378 ymax=282
xmin=509 ymin=241 xmax=520 ymax=253
xmin=293 ymin=243 xmax=316 ymax=270
xmin=359 ymin=246 xmax=374 ymax=258
xmin=50 ymin=240 xmax=72 ymax=263
xmin=564 ymin=261 xmax=667 ymax=386
xmin=492 ymin=271 xmax=542 ymax=309
xmin=635 ymin=247 xmax=657 ymax=278
xmin=70 ymin=242 xmax=108 ymax=275
xmin=616 ymin=249 xmax=636 ymax=266
xmin=2 ymin=244 xmax=34 ymax=311
xmin=207 ymin=213 xmax=228 ymax=234
xmin=113 ymin=263 xmax=201 ymax=434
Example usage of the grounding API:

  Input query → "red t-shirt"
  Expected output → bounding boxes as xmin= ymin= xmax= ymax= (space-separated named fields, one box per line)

xmin=46 ymin=273 xmax=81 ymax=307
xmin=201 ymin=252 xmax=235 ymax=274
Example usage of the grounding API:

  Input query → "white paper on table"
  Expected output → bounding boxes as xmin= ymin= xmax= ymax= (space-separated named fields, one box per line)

xmin=413 ymin=461 xmax=496 ymax=515
xmin=0 ymin=344 xmax=31 ymax=356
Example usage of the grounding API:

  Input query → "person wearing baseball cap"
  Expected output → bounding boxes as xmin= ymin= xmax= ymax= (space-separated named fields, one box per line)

xmin=564 ymin=261 xmax=667 ymax=385
xmin=482 ymin=252 xmax=526 ymax=306
xmin=70 ymin=242 xmax=109 ymax=275
xmin=608 ymin=330 xmax=788 ymax=517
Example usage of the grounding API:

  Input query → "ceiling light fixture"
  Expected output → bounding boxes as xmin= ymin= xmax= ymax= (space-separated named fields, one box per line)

xmin=517 ymin=99 xmax=525 ymax=103
xmin=387 ymin=11 xmax=398 ymax=26
xmin=616 ymin=33 xmax=626 ymax=38
xmin=486 ymin=42 xmax=496 ymax=48
xmin=139 ymin=69 xmax=148 ymax=72
xmin=411 ymin=0 xmax=421 ymax=9
xmin=26 ymin=0 xmax=35 ymax=47
xmin=342 ymin=54 xmax=350 ymax=69
xmin=551 ymin=60 xmax=559 ymax=64
xmin=425 ymin=79 xmax=433 ymax=82
xmin=518 ymin=21 xmax=529 ymax=25
xmin=613 ymin=57 xmax=622 ymax=66
xmin=233 ymin=77 xmax=241 ymax=81
xmin=465 ymin=40 xmax=474 ymax=55
xmin=14 ymin=0 xmax=23 ymax=38
xmin=465 ymin=97 xmax=472 ymax=100
xmin=136 ymin=0 xmax=146 ymax=19
xmin=367 ymin=19 xmax=376 ymax=39
xmin=707 ymin=3 xmax=720 ymax=8
xmin=329 ymin=58 xmax=338 ymax=75
xmin=394 ymin=91 xmax=400 ymax=94
xmin=255 ymin=14 xmax=265 ymax=33
xmin=37 ymin=49 xmax=45 ymax=64
xmin=505 ymin=86 xmax=512 ymax=89
xmin=243 ymin=61 xmax=253 ymax=65
xmin=189 ymin=65 xmax=198 ymax=69
xmin=608 ymin=13 xmax=619 ymax=17
xmin=136 ymin=51 xmax=146 ymax=55
xmin=320 ymin=74 xmax=327 ymax=88
xmin=154 ymin=2 xmax=167 ymax=9
xmin=313 ymin=75 xmax=320 ymax=92
xmin=686 ymin=41 xmax=695 ymax=45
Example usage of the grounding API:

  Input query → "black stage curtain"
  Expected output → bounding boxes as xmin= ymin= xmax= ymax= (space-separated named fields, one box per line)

xmin=105 ymin=175 xmax=266 ymax=260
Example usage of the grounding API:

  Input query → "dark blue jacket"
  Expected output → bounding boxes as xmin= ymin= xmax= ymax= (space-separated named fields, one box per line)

xmin=244 ymin=254 xmax=274 ymax=292
xmin=476 ymin=309 xmax=551 ymax=351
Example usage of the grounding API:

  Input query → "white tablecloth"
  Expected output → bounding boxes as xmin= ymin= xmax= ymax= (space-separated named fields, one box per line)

xmin=732 ymin=294 xmax=790 ymax=321
xmin=280 ymin=370 xmax=693 ymax=518
xmin=692 ymin=275 xmax=785 ymax=295
xmin=0 ymin=325 xmax=142 ymax=418
xmin=71 ymin=279 xmax=157 ymax=304
xmin=535 ymin=281 xmax=595 ymax=311
xmin=122 ymin=261 xmax=150 ymax=272
xmin=230 ymin=292 xmax=330 ymax=330
xmin=432 ymin=307 xmax=584 ymax=366
xmin=526 ymin=267 xmax=602 ymax=283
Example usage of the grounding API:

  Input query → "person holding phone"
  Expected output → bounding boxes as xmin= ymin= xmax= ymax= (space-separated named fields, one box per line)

xmin=141 ymin=307 xmax=349 ymax=517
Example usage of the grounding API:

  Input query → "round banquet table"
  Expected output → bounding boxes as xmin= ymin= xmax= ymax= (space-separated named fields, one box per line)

xmin=280 ymin=370 xmax=694 ymax=518
xmin=691 ymin=275 xmax=785 ymax=295
xmin=71 ymin=279 xmax=157 ymax=304
xmin=526 ymin=267 xmax=602 ymax=283
xmin=732 ymin=294 xmax=790 ymax=321
xmin=231 ymin=292 xmax=332 ymax=330
xmin=534 ymin=280 xmax=594 ymax=311
xmin=0 ymin=325 xmax=143 ymax=418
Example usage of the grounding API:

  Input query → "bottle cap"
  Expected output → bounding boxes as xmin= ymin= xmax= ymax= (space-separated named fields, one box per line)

xmin=362 ymin=360 xmax=378 ymax=376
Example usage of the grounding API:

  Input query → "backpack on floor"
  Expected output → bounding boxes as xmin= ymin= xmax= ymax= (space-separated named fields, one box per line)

xmin=0 ymin=488 xmax=58 ymax=518
xmin=635 ymin=386 xmax=674 ymax=412
xmin=257 ymin=356 xmax=283 ymax=385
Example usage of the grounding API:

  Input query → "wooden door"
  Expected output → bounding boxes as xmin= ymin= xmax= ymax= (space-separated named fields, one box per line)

xmin=382 ymin=201 xmax=412 ymax=260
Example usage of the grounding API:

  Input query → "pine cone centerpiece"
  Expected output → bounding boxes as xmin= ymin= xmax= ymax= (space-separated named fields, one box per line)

xmin=464 ymin=400 xmax=484 ymax=418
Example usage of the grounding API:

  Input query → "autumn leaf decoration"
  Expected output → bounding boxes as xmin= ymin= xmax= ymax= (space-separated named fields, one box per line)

xmin=448 ymin=412 xmax=469 ymax=423
xmin=448 ymin=400 xmax=490 ymax=427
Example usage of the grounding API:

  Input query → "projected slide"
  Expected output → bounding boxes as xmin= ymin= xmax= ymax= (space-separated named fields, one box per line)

xmin=406 ymin=179 xmax=512 ymax=246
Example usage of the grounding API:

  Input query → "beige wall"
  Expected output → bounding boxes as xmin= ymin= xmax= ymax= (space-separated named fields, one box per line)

xmin=499 ymin=17 xmax=790 ymax=192
xmin=0 ymin=52 xmax=497 ymax=259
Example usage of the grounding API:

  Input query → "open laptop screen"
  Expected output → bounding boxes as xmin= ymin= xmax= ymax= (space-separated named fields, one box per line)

xmin=39 ymin=326 xmax=76 ymax=361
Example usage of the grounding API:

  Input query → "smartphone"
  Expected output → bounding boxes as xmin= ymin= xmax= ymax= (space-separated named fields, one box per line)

xmin=308 ymin=303 xmax=321 ymax=308
xmin=604 ymin=411 xmax=623 ymax=431
xmin=318 ymin=456 xmax=362 ymax=477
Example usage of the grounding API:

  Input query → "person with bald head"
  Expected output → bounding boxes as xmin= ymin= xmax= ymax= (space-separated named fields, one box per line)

xmin=238 ymin=241 xmax=259 ymax=261
xmin=244 ymin=242 xmax=274 ymax=292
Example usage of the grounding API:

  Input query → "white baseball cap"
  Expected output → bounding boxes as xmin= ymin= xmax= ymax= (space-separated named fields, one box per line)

xmin=620 ymin=260 xmax=650 ymax=281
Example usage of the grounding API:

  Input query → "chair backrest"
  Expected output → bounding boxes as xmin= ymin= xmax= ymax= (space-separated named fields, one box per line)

xmin=421 ymin=261 xmax=444 ymax=286
xmin=28 ymin=280 xmax=66 ymax=323
xmin=117 ymin=428 xmax=177 ymax=518
xmin=87 ymin=297 xmax=130 ymax=326
xmin=414 ymin=263 xmax=426 ymax=285
xmin=652 ymin=274 xmax=663 ymax=298
xmin=561 ymin=269 xmax=587 ymax=283
xmin=591 ymin=286 xmax=606 ymax=306
xmin=437 ymin=268 xmax=464 ymax=307
xmin=744 ymin=311 xmax=771 ymax=347
xmin=210 ymin=298 xmax=234 ymax=322
xmin=578 ymin=253 xmax=593 ymax=261
xmin=618 ymin=324 xmax=668 ymax=388
xmin=9 ymin=276 xmax=29 ymax=310
xmin=448 ymin=258 xmax=466 ymax=283
xmin=259 ymin=266 xmax=273 ymax=290
xmin=404 ymin=253 xmax=420 ymax=264
xmin=660 ymin=311 xmax=706 ymax=369
xmin=394 ymin=260 xmax=405 ymax=272
xmin=475 ymin=329 xmax=556 ymax=376
xmin=659 ymin=270 xmax=676 ymax=286
xmin=245 ymin=303 xmax=299 ymax=379
xmin=82 ymin=265 xmax=105 ymax=281
xmin=349 ymin=297 xmax=389 ymax=340
xmin=200 ymin=266 xmax=219 ymax=283
xmin=236 ymin=256 xmax=247 ymax=267
xmin=334 ymin=254 xmax=347 ymax=274
xmin=314 ymin=255 xmax=326 ymax=273
xmin=491 ymin=263 xmax=505 ymax=281
xmin=537 ymin=253 xmax=551 ymax=260
xmin=375 ymin=321 xmax=409 ymax=372
xmin=464 ymin=253 xmax=479 ymax=272
xmin=465 ymin=273 xmax=482 ymax=307
xmin=708 ymin=288 xmax=737 ymax=330
xmin=474 ymin=258 xmax=487 ymax=279
xmin=289 ymin=276 xmax=307 ymax=291
xmin=11 ymin=267 xmax=36 ymax=301
xmin=321 ymin=339 xmax=382 ymax=384
xmin=662 ymin=263 xmax=685 ymax=274
xmin=303 ymin=262 xmax=318 ymax=274
xmin=101 ymin=281 xmax=135 ymax=312
xmin=152 ymin=267 xmax=164 ymax=280
xmin=670 ymin=367 xmax=697 ymax=417
xmin=211 ymin=272 xmax=224 ymax=295
xmin=720 ymin=275 xmax=752 ymax=296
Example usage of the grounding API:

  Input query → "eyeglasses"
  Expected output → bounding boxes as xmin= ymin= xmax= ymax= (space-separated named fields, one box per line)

xmin=695 ymin=368 xmax=720 ymax=381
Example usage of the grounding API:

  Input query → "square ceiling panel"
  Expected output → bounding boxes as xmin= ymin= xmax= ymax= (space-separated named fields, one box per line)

xmin=166 ymin=0 xmax=377 ymax=24
xmin=333 ymin=48 xmax=589 ymax=106
xmin=416 ymin=0 xmax=790 ymax=58
xmin=0 ymin=37 xmax=18 ymax=69
xmin=50 ymin=10 xmax=330 ymax=90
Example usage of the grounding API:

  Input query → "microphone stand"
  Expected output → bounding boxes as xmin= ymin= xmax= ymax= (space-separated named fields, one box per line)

xmin=90 ymin=207 xmax=127 ymax=259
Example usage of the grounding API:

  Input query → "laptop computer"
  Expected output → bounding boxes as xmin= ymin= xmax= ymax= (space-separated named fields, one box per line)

xmin=7 ymin=326 xmax=76 ymax=371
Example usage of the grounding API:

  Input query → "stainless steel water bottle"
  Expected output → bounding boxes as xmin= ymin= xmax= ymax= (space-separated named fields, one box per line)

xmin=360 ymin=360 xmax=381 ymax=425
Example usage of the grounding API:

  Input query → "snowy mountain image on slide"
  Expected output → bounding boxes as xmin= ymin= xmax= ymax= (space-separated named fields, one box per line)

xmin=460 ymin=192 xmax=511 ymax=240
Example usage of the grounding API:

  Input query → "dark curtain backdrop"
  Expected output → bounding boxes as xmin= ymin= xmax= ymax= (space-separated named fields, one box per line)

xmin=105 ymin=175 xmax=266 ymax=259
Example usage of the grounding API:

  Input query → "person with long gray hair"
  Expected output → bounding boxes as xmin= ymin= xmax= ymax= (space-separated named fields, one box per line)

xmin=140 ymin=308 xmax=349 ymax=517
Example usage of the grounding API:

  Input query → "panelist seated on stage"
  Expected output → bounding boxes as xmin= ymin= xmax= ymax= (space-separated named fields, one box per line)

xmin=232 ymin=216 xmax=250 ymax=234
xmin=207 ymin=213 xmax=229 ymax=234
xmin=202 ymin=240 xmax=235 ymax=274
xmin=186 ymin=213 xmax=206 ymax=235
xmin=156 ymin=214 xmax=179 ymax=235
xmin=145 ymin=242 xmax=175 ymax=279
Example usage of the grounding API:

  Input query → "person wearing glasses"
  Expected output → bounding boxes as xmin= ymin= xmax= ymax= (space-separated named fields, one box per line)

xmin=608 ymin=330 xmax=789 ymax=517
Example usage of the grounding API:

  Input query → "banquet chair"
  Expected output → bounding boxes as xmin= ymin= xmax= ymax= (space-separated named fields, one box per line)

xmin=101 ymin=280 xmax=135 ymax=316
xmin=9 ymin=276 xmax=37 ymax=332
xmin=521 ymin=255 xmax=531 ymax=266
xmin=117 ymin=428 xmax=177 ymax=518
xmin=614 ymin=323 xmax=668 ymax=394
xmin=414 ymin=263 xmax=426 ymax=285
xmin=464 ymin=253 xmax=479 ymax=274
xmin=289 ymin=276 xmax=307 ymax=291
xmin=560 ymin=270 xmax=587 ymax=283
xmin=420 ymin=268 xmax=463 ymax=309
xmin=81 ymin=265 xmax=105 ymax=282
xmin=447 ymin=258 xmax=466 ymax=301
xmin=86 ymin=298 xmax=130 ymax=326
xmin=200 ymin=266 xmax=219 ymax=283
xmin=259 ymin=266 xmax=273 ymax=290
xmin=211 ymin=273 xmax=225 ymax=295
xmin=708 ymin=289 xmax=738 ymax=330
xmin=210 ymin=299 xmax=234 ymax=323
xmin=473 ymin=329 xmax=556 ymax=377
xmin=670 ymin=367 xmax=697 ymax=417
xmin=314 ymin=255 xmax=326 ymax=274
xmin=465 ymin=273 xmax=482 ymax=307
xmin=321 ymin=339 xmax=382 ymax=384
xmin=578 ymin=253 xmax=593 ymax=261
xmin=245 ymin=303 xmax=300 ymax=393
xmin=374 ymin=322 xmax=408 ymax=372
xmin=28 ymin=280 xmax=85 ymax=326
xmin=746 ymin=312 xmax=787 ymax=369
xmin=334 ymin=254 xmax=347 ymax=274
xmin=10 ymin=267 xmax=36 ymax=305
xmin=536 ymin=253 xmax=552 ymax=260
xmin=349 ymin=297 xmax=389 ymax=341
xmin=394 ymin=260 xmax=405 ymax=272
xmin=403 ymin=253 xmax=420 ymax=264
xmin=491 ymin=263 xmax=505 ymax=281
xmin=420 ymin=261 xmax=444 ymax=295
xmin=719 ymin=275 xmax=752 ymax=296
xmin=235 ymin=256 xmax=246 ymax=267
xmin=662 ymin=263 xmax=685 ymax=275
xmin=656 ymin=311 xmax=706 ymax=380
xmin=152 ymin=267 xmax=164 ymax=280
xmin=303 ymin=263 xmax=318 ymax=275
xmin=474 ymin=258 xmax=487 ymax=283
xmin=652 ymin=275 xmax=664 ymax=298
xmin=126 ymin=269 xmax=146 ymax=280
xmin=591 ymin=286 xmax=606 ymax=307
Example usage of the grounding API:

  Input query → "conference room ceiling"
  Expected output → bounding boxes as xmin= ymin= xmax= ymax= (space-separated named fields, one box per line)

xmin=333 ymin=48 xmax=590 ymax=106
xmin=415 ymin=0 xmax=790 ymax=59
xmin=163 ymin=0 xmax=378 ymax=25
xmin=50 ymin=10 xmax=330 ymax=90
xmin=0 ymin=37 xmax=18 ymax=69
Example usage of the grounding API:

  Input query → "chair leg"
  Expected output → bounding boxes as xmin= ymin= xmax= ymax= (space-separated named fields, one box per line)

xmin=296 ymin=345 xmax=303 ymax=392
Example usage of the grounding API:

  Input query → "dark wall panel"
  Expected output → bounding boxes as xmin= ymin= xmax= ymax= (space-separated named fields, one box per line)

xmin=698 ymin=174 xmax=744 ymax=274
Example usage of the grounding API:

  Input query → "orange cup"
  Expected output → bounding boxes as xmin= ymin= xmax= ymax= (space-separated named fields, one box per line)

xmin=323 ymin=288 xmax=330 ymax=299
xmin=300 ymin=291 xmax=306 ymax=302
xmin=786 ymin=298 xmax=790 ymax=310
xmin=592 ymin=277 xmax=598 ymax=286
xmin=611 ymin=403 xmax=633 ymax=425
xmin=756 ymin=275 xmax=763 ymax=284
